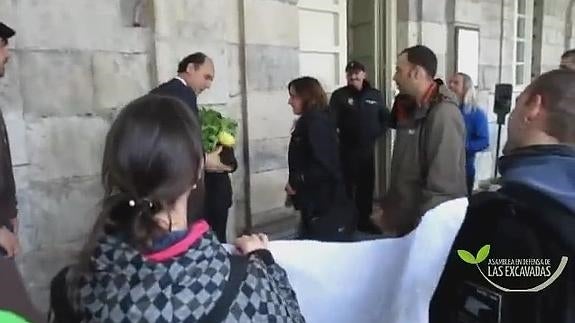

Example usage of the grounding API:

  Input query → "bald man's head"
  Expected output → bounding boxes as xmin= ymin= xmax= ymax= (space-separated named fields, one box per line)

xmin=177 ymin=52 xmax=214 ymax=95
xmin=505 ymin=69 xmax=575 ymax=153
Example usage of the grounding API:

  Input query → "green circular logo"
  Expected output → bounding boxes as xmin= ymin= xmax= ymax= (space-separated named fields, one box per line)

xmin=0 ymin=310 xmax=29 ymax=323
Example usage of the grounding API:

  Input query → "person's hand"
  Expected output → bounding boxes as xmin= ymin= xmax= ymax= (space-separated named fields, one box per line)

xmin=371 ymin=205 xmax=386 ymax=231
xmin=371 ymin=206 xmax=405 ymax=237
xmin=285 ymin=183 xmax=296 ymax=195
xmin=235 ymin=233 xmax=269 ymax=255
xmin=0 ymin=226 xmax=21 ymax=257
xmin=205 ymin=146 xmax=233 ymax=173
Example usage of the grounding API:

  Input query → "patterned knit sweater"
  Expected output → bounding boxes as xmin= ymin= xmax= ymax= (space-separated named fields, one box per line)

xmin=68 ymin=221 xmax=306 ymax=322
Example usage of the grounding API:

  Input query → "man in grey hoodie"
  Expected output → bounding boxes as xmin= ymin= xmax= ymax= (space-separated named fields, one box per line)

xmin=375 ymin=45 xmax=467 ymax=236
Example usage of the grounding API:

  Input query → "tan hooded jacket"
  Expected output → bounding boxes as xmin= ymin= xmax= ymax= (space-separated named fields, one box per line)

xmin=383 ymin=80 xmax=467 ymax=235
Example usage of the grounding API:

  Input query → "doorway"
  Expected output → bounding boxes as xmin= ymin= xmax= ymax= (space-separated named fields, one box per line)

xmin=347 ymin=0 xmax=396 ymax=197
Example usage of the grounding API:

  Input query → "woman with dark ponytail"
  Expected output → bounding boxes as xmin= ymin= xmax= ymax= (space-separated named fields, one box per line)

xmin=60 ymin=95 xmax=305 ymax=322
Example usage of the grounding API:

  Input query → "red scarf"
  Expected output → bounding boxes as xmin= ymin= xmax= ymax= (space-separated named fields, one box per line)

xmin=145 ymin=220 xmax=210 ymax=262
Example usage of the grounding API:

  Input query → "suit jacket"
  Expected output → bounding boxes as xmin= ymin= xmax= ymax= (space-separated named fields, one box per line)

xmin=204 ymin=147 xmax=238 ymax=212
xmin=150 ymin=78 xmax=199 ymax=116
xmin=150 ymin=79 xmax=236 ymax=216
xmin=150 ymin=78 xmax=203 ymax=221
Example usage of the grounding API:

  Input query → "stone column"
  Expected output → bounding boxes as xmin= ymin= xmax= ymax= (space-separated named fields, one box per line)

xmin=241 ymin=0 xmax=300 ymax=229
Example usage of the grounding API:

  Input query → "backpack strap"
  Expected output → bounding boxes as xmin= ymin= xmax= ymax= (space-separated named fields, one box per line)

xmin=468 ymin=183 xmax=572 ymax=220
xmin=499 ymin=182 xmax=575 ymax=245
xmin=48 ymin=266 xmax=82 ymax=323
xmin=468 ymin=189 xmax=509 ymax=208
xmin=198 ymin=255 xmax=249 ymax=323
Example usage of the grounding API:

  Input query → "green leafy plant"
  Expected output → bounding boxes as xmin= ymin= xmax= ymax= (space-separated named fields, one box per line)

xmin=199 ymin=106 xmax=238 ymax=152
xmin=457 ymin=244 xmax=491 ymax=265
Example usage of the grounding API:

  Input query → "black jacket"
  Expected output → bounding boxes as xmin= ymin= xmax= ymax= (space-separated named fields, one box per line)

xmin=431 ymin=145 xmax=575 ymax=323
xmin=204 ymin=148 xmax=237 ymax=210
xmin=329 ymin=82 xmax=389 ymax=152
xmin=0 ymin=110 xmax=17 ymax=230
xmin=288 ymin=109 xmax=341 ymax=214
xmin=150 ymin=78 xmax=199 ymax=116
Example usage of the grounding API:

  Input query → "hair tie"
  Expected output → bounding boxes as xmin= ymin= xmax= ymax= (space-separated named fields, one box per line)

xmin=128 ymin=198 xmax=154 ymax=209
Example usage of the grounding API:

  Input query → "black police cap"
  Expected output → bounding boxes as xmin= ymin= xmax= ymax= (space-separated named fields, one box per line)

xmin=345 ymin=60 xmax=366 ymax=73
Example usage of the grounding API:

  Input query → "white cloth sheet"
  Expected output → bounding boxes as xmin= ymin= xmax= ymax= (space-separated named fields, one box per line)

xmin=266 ymin=197 xmax=468 ymax=323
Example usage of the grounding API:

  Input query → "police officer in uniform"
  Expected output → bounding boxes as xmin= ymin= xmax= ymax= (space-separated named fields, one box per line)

xmin=329 ymin=61 xmax=390 ymax=234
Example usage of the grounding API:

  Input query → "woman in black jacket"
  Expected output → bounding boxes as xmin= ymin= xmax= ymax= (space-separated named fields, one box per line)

xmin=286 ymin=77 xmax=354 ymax=241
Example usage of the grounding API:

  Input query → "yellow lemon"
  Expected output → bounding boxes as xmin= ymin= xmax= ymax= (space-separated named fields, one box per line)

xmin=218 ymin=131 xmax=236 ymax=147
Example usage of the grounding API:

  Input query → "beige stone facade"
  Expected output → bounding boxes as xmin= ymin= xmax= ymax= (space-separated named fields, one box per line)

xmin=1 ymin=0 xmax=575 ymax=311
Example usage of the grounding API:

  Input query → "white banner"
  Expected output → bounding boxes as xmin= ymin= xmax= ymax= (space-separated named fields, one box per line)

xmin=267 ymin=197 xmax=468 ymax=323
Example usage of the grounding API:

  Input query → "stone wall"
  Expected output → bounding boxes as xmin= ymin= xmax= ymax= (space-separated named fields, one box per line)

xmin=0 ymin=0 xmax=303 ymax=311
xmin=460 ymin=0 xmax=575 ymax=183
xmin=453 ymin=0 xmax=516 ymax=183
xmin=151 ymin=0 xmax=300 ymax=234
xmin=241 ymin=0 xmax=299 ymax=228
xmin=151 ymin=0 xmax=243 ymax=236
xmin=538 ymin=0 xmax=575 ymax=73
xmin=3 ymin=0 xmax=575 ymax=313
xmin=397 ymin=0 xmax=453 ymax=79
xmin=397 ymin=0 xmax=573 ymax=185
xmin=396 ymin=0 xmax=509 ymax=183
xmin=0 ymin=0 xmax=154 ymax=309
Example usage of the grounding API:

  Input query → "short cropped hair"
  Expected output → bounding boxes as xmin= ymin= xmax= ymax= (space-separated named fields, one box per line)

xmin=400 ymin=45 xmax=438 ymax=78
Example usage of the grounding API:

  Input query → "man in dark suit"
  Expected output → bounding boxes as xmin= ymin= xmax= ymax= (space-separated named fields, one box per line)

xmin=150 ymin=52 xmax=214 ymax=116
xmin=150 ymin=53 xmax=237 ymax=242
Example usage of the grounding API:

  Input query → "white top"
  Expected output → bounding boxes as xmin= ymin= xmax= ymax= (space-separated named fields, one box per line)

xmin=174 ymin=76 xmax=187 ymax=86
xmin=256 ymin=197 xmax=469 ymax=323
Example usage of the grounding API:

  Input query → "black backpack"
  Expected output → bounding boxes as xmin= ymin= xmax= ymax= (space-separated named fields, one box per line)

xmin=430 ymin=183 xmax=575 ymax=323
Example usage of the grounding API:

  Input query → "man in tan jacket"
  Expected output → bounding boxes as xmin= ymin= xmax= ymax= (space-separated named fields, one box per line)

xmin=376 ymin=45 xmax=467 ymax=236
